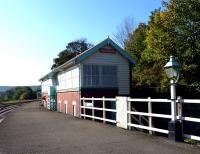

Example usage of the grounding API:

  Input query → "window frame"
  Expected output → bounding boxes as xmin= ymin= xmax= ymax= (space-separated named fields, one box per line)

xmin=82 ymin=64 xmax=118 ymax=88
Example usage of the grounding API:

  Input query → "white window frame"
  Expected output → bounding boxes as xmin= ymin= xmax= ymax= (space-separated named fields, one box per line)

xmin=83 ymin=64 xmax=118 ymax=87
xmin=83 ymin=65 xmax=100 ymax=87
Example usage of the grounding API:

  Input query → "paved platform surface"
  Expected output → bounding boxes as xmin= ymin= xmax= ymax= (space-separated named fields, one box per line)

xmin=0 ymin=102 xmax=199 ymax=154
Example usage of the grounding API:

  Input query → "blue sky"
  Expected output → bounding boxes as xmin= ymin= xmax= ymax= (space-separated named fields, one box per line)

xmin=0 ymin=0 xmax=162 ymax=86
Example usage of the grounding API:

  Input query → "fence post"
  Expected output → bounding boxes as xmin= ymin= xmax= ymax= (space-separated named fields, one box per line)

xmin=168 ymin=92 xmax=183 ymax=142
xmin=148 ymin=97 xmax=153 ymax=135
xmin=177 ymin=96 xmax=183 ymax=141
xmin=83 ymin=97 xmax=86 ymax=119
xmin=103 ymin=96 xmax=106 ymax=124
xmin=92 ymin=97 xmax=94 ymax=121
xmin=116 ymin=96 xmax=128 ymax=129
xmin=127 ymin=97 xmax=131 ymax=130
xmin=177 ymin=96 xmax=183 ymax=120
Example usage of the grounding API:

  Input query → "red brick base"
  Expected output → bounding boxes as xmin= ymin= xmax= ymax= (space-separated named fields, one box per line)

xmin=42 ymin=93 xmax=48 ymax=108
xmin=56 ymin=91 xmax=80 ymax=117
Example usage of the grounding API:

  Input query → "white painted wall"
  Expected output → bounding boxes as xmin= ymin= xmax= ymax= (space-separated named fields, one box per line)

xmin=57 ymin=66 xmax=80 ymax=91
xmin=81 ymin=49 xmax=130 ymax=95
xmin=41 ymin=79 xmax=52 ymax=93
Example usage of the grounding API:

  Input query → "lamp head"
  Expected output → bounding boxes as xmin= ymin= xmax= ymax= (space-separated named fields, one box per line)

xmin=164 ymin=56 xmax=180 ymax=81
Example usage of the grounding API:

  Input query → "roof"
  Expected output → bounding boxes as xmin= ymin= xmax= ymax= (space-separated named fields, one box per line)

xmin=39 ymin=37 xmax=135 ymax=81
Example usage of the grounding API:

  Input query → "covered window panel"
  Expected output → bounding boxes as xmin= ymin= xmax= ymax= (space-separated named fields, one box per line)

xmin=101 ymin=66 xmax=117 ymax=87
xmin=66 ymin=79 xmax=72 ymax=89
xmin=72 ymin=68 xmax=79 ymax=78
xmin=66 ymin=71 xmax=71 ymax=79
xmin=72 ymin=77 xmax=79 ymax=88
xmin=61 ymin=73 xmax=66 ymax=81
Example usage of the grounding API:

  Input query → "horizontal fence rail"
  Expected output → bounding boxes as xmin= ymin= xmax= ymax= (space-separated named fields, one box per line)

xmin=128 ymin=123 xmax=169 ymax=134
xmin=80 ymin=97 xmax=117 ymax=124
xmin=177 ymin=99 xmax=200 ymax=104
xmin=81 ymin=106 xmax=116 ymax=112
xmin=128 ymin=98 xmax=171 ymax=103
xmin=128 ymin=111 xmax=172 ymax=119
xmin=127 ymin=98 xmax=171 ymax=135
xmin=80 ymin=97 xmax=116 ymax=101
xmin=177 ymin=98 xmax=200 ymax=141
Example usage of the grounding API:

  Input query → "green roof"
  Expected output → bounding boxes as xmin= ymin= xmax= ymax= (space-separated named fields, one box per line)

xmin=39 ymin=37 xmax=135 ymax=81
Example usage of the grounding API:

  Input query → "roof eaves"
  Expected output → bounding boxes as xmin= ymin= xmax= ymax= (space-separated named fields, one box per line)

xmin=76 ymin=38 xmax=110 ymax=63
xmin=108 ymin=39 xmax=136 ymax=64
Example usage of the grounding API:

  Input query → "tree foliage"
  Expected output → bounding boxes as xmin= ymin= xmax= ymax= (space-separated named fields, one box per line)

xmin=3 ymin=87 xmax=35 ymax=101
xmin=125 ymin=23 xmax=148 ymax=60
xmin=51 ymin=39 xmax=93 ymax=69
xmin=124 ymin=0 xmax=200 ymax=96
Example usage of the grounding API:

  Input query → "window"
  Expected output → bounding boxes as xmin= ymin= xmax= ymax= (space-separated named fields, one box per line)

xmin=60 ymin=73 xmax=66 ymax=89
xmin=83 ymin=65 xmax=117 ymax=87
xmin=102 ymin=66 xmax=117 ymax=86
xmin=83 ymin=65 xmax=99 ymax=86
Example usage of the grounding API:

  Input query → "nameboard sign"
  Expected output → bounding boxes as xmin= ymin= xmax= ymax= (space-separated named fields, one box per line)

xmin=99 ymin=46 xmax=116 ymax=54
xmin=84 ymin=102 xmax=93 ymax=107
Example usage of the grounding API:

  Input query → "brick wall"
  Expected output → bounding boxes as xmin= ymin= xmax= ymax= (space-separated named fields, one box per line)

xmin=57 ymin=91 xmax=80 ymax=117
xmin=42 ymin=93 xmax=48 ymax=108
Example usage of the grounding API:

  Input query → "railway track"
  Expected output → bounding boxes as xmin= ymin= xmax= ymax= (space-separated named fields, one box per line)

xmin=0 ymin=100 xmax=40 ymax=123
xmin=0 ymin=104 xmax=17 ymax=117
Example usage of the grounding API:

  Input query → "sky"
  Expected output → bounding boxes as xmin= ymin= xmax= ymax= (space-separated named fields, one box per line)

xmin=0 ymin=0 xmax=163 ymax=86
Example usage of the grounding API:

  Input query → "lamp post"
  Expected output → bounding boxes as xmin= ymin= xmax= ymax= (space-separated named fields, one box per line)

xmin=164 ymin=56 xmax=182 ymax=141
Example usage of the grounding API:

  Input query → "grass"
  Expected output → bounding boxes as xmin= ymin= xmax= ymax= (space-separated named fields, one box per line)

xmin=184 ymin=138 xmax=199 ymax=145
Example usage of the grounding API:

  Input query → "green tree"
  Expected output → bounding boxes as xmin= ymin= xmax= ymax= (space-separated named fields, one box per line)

xmin=4 ymin=87 xmax=34 ymax=101
xmin=144 ymin=0 xmax=200 ymax=93
xmin=51 ymin=39 xmax=93 ymax=69
xmin=124 ymin=0 xmax=200 ymax=97
xmin=125 ymin=23 xmax=148 ymax=60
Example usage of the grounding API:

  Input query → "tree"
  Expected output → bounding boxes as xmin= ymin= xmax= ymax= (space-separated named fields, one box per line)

xmin=113 ymin=17 xmax=135 ymax=47
xmin=145 ymin=0 xmax=200 ymax=92
xmin=4 ymin=87 xmax=34 ymax=101
xmin=123 ymin=0 xmax=200 ymax=97
xmin=125 ymin=23 xmax=148 ymax=60
xmin=51 ymin=39 xmax=93 ymax=69
xmin=167 ymin=0 xmax=200 ymax=94
xmin=131 ymin=0 xmax=200 ymax=96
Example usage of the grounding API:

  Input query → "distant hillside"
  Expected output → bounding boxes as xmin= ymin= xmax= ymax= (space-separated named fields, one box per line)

xmin=0 ymin=86 xmax=14 ymax=92
xmin=0 ymin=86 xmax=41 ymax=92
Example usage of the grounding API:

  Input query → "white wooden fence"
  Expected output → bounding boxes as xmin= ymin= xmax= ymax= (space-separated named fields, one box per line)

xmin=80 ymin=96 xmax=200 ymax=141
xmin=80 ymin=97 xmax=117 ymax=124
xmin=127 ymin=98 xmax=171 ymax=134
xmin=177 ymin=98 xmax=200 ymax=141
